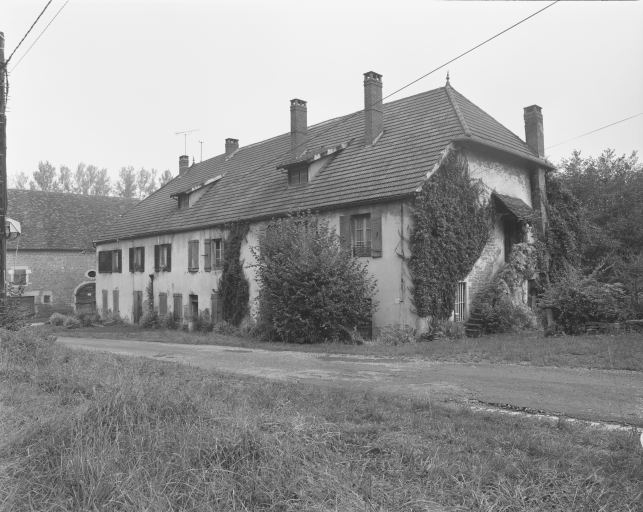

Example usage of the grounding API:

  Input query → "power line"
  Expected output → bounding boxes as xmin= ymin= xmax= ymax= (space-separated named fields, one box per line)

xmin=546 ymin=113 xmax=643 ymax=150
xmin=10 ymin=0 xmax=70 ymax=73
xmin=2 ymin=0 xmax=54 ymax=69
xmin=243 ymin=0 xmax=559 ymax=176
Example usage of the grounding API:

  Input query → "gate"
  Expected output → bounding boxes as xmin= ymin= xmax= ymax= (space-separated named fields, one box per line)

xmin=75 ymin=283 xmax=96 ymax=314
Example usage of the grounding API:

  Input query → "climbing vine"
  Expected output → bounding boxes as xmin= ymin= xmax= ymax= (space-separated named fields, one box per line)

xmin=409 ymin=149 xmax=491 ymax=320
xmin=219 ymin=221 xmax=250 ymax=326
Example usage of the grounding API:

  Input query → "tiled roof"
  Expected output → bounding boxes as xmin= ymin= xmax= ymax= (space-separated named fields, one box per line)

xmin=7 ymin=190 xmax=139 ymax=251
xmin=96 ymin=84 xmax=551 ymax=243
xmin=493 ymin=193 xmax=534 ymax=222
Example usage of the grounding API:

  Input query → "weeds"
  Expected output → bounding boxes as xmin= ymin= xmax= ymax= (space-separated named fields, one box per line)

xmin=1 ymin=331 xmax=641 ymax=511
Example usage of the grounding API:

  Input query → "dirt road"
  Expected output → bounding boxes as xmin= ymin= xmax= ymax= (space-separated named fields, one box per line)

xmin=58 ymin=336 xmax=643 ymax=427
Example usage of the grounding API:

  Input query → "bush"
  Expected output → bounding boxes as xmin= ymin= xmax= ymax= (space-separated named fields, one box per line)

xmin=212 ymin=320 xmax=238 ymax=336
xmin=49 ymin=312 xmax=67 ymax=326
xmin=376 ymin=325 xmax=417 ymax=345
xmin=158 ymin=314 xmax=177 ymax=330
xmin=539 ymin=270 xmax=628 ymax=334
xmin=429 ymin=319 xmax=465 ymax=341
xmin=139 ymin=311 xmax=159 ymax=329
xmin=62 ymin=316 xmax=81 ymax=329
xmin=253 ymin=214 xmax=377 ymax=344
xmin=77 ymin=312 xmax=100 ymax=327
xmin=476 ymin=297 xmax=537 ymax=334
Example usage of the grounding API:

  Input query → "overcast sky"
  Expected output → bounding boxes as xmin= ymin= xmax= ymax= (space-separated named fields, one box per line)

xmin=3 ymin=0 xmax=643 ymax=186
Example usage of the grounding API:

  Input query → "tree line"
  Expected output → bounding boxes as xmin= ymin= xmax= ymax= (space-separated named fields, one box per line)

xmin=12 ymin=162 xmax=175 ymax=199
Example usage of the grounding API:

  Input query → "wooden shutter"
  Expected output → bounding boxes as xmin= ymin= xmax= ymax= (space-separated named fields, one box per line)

xmin=204 ymin=240 xmax=212 ymax=271
xmin=166 ymin=245 xmax=172 ymax=271
xmin=112 ymin=289 xmax=119 ymax=314
xmin=129 ymin=248 xmax=134 ymax=272
xmin=339 ymin=216 xmax=350 ymax=251
xmin=140 ymin=247 xmax=145 ymax=272
xmin=371 ymin=216 xmax=382 ymax=258
xmin=154 ymin=245 xmax=160 ymax=272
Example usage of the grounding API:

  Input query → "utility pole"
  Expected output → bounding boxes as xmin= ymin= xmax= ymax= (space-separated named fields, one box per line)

xmin=0 ymin=32 xmax=7 ymax=302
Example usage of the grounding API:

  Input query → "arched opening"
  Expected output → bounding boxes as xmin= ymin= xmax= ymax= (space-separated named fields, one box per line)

xmin=73 ymin=281 xmax=96 ymax=315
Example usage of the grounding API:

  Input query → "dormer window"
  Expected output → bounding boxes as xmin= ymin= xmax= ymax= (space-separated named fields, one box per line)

xmin=288 ymin=165 xmax=309 ymax=186
xmin=178 ymin=194 xmax=189 ymax=209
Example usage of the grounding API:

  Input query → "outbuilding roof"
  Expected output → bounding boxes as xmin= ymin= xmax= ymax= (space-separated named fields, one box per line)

xmin=96 ymin=83 xmax=552 ymax=243
xmin=7 ymin=189 xmax=139 ymax=251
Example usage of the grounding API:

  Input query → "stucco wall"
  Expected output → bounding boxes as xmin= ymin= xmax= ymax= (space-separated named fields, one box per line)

xmin=6 ymin=250 xmax=96 ymax=318
xmin=96 ymin=200 xmax=411 ymax=332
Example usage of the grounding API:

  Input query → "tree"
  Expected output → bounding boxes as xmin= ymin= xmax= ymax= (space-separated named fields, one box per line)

xmin=13 ymin=172 xmax=28 ymax=189
xmin=58 ymin=166 xmax=73 ymax=193
xmin=30 ymin=161 xmax=58 ymax=191
xmin=135 ymin=167 xmax=158 ymax=198
xmin=253 ymin=213 xmax=377 ymax=343
xmin=159 ymin=169 xmax=173 ymax=187
xmin=73 ymin=163 xmax=91 ymax=195
xmin=116 ymin=166 xmax=137 ymax=198
xmin=92 ymin=168 xmax=111 ymax=196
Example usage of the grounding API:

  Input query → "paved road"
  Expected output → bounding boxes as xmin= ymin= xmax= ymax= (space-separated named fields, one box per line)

xmin=58 ymin=336 xmax=643 ymax=427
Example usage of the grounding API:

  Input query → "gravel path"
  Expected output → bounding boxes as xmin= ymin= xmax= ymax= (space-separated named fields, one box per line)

xmin=58 ymin=336 xmax=643 ymax=427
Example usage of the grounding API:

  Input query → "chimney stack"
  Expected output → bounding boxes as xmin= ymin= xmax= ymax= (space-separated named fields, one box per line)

xmin=364 ymin=71 xmax=383 ymax=145
xmin=225 ymin=138 xmax=239 ymax=156
xmin=290 ymin=98 xmax=307 ymax=154
xmin=179 ymin=155 xmax=190 ymax=175
xmin=524 ymin=105 xmax=544 ymax=158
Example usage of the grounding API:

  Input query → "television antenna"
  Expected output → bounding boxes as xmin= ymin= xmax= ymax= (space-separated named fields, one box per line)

xmin=175 ymin=129 xmax=199 ymax=154
xmin=198 ymin=140 xmax=205 ymax=162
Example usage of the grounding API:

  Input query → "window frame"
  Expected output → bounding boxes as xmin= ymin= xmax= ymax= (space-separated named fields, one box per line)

xmin=129 ymin=246 xmax=145 ymax=273
xmin=339 ymin=213 xmax=382 ymax=259
xmin=204 ymin=238 xmax=224 ymax=271
xmin=154 ymin=243 xmax=172 ymax=272
xmin=98 ymin=249 xmax=122 ymax=273
xmin=288 ymin=165 xmax=309 ymax=186
xmin=350 ymin=214 xmax=372 ymax=258
xmin=188 ymin=240 xmax=199 ymax=272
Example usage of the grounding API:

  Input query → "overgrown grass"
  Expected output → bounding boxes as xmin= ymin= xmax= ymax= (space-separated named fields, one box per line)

xmin=55 ymin=324 xmax=643 ymax=371
xmin=1 ymin=328 xmax=641 ymax=511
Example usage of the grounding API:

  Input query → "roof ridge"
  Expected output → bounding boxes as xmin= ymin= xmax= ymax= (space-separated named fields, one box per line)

xmin=445 ymin=84 xmax=472 ymax=137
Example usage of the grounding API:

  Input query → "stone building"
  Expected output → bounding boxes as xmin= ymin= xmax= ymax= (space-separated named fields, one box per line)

xmin=94 ymin=72 xmax=553 ymax=332
xmin=7 ymin=190 xmax=138 ymax=319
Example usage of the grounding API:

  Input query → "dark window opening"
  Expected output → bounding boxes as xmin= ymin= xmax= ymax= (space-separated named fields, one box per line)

xmin=188 ymin=240 xmax=199 ymax=271
xmin=189 ymin=294 xmax=198 ymax=321
xmin=288 ymin=165 xmax=309 ymax=186
xmin=42 ymin=294 xmax=51 ymax=304
xmin=129 ymin=246 xmax=145 ymax=272
xmin=204 ymin=238 xmax=224 ymax=271
xmin=502 ymin=216 xmax=523 ymax=263
xmin=154 ymin=244 xmax=172 ymax=272
xmin=178 ymin=194 xmax=189 ymax=209
xmin=98 ymin=250 xmax=122 ymax=273
xmin=12 ymin=269 xmax=27 ymax=285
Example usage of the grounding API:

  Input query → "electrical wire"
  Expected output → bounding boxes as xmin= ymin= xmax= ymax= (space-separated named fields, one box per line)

xmin=10 ymin=0 xmax=71 ymax=73
xmin=546 ymin=113 xmax=643 ymax=150
xmin=240 ymin=0 xmax=559 ymax=176
xmin=2 ymin=0 xmax=54 ymax=70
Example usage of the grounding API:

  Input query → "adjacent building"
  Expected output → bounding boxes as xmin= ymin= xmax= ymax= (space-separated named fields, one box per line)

xmin=7 ymin=190 xmax=138 ymax=319
xmin=94 ymin=73 xmax=553 ymax=332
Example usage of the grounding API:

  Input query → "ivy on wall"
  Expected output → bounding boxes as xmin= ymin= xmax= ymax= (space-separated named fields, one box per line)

xmin=218 ymin=221 xmax=250 ymax=326
xmin=409 ymin=148 xmax=491 ymax=320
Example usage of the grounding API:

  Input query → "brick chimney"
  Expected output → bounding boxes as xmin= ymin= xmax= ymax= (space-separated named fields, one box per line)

xmin=290 ymin=98 xmax=307 ymax=154
xmin=179 ymin=155 xmax=190 ymax=174
xmin=524 ymin=105 xmax=544 ymax=158
xmin=225 ymin=138 xmax=239 ymax=156
xmin=364 ymin=71 xmax=383 ymax=145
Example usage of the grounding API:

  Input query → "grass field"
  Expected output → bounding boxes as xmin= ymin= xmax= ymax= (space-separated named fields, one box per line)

xmin=1 ymin=327 xmax=641 ymax=511
xmin=56 ymin=324 xmax=643 ymax=371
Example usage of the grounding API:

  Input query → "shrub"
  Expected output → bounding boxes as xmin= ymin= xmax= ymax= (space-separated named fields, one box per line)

xmin=63 ymin=316 xmax=81 ymax=329
xmin=139 ymin=311 xmax=159 ymax=329
xmin=212 ymin=320 xmax=238 ymax=336
xmin=376 ymin=325 xmax=417 ymax=345
xmin=158 ymin=314 xmax=177 ymax=330
xmin=0 ymin=300 xmax=31 ymax=331
xmin=194 ymin=311 xmax=213 ymax=333
xmin=76 ymin=312 xmax=100 ymax=327
xmin=470 ymin=243 xmax=539 ymax=334
xmin=49 ymin=312 xmax=67 ymax=326
xmin=253 ymin=213 xmax=377 ymax=344
xmin=539 ymin=270 xmax=628 ymax=334
xmin=429 ymin=319 xmax=465 ymax=340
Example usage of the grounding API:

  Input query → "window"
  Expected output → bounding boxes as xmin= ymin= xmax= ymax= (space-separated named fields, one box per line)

xmin=204 ymin=238 xmax=224 ymax=271
xmin=12 ymin=269 xmax=27 ymax=285
xmin=188 ymin=240 xmax=199 ymax=271
xmin=288 ymin=165 xmax=309 ymax=186
xmin=178 ymin=194 xmax=189 ymax=209
xmin=454 ymin=281 xmax=467 ymax=322
xmin=42 ymin=294 xmax=51 ymax=304
xmin=154 ymin=244 xmax=172 ymax=272
xmin=189 ymin=294 xmax=198 ymax=321
xmin=129 ymin=246 xmax=145 ymax=272
xmin=159 ymin=292 xmax=168 ymax=317
xmin=98 ymin=249 xmax=122 ymax=273
xmin=339 ymin=214 xmax=382 ymax=258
